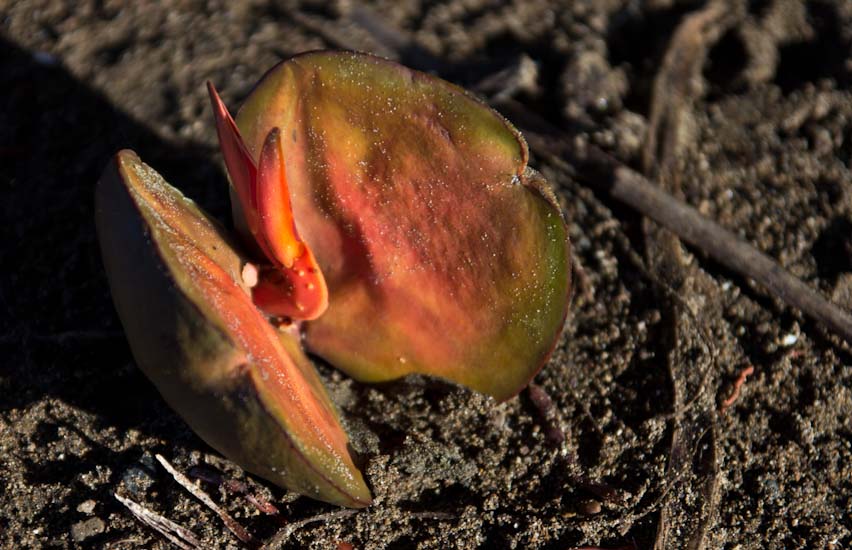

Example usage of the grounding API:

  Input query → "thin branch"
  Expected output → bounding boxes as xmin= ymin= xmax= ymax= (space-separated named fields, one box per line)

xmin=610 ymin=163 xmax=852 ymax=344
xmin=508 ymin=116 xmax=852 ymax=346
xmin=155 ymin=454 xmax=255 ymax=546
xmin=642 ymin=0 xmax=734 ymax=176
xmin=640 ymin=5 xmax=731 ymax=548
xmin=114 ymin=493 xmax=202 ymax=550
xmin=261 ymin=510 xmax=358 ymax=550
xmin=188 ymin=465 xmax=280 ymax=516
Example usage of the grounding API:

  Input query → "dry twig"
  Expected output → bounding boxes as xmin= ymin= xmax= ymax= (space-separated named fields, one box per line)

xmin=510 ymin=124 xmax=852 ymax=347
xmin=188 ymin=465 xmax=280 ymax=516
xmin=639 ymin=3 xmax=734 ymax=548
xmin=114 ymin=493 xmax=202 ymax=550
xmin=261 ymin=510 xmax=358 ymax=550
xmin=156 ymin=454 xmax=255 ymax=546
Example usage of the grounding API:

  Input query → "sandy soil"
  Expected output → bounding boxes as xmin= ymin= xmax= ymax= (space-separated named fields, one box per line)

xmin=1 ymin=0 xmax=851 ymax=548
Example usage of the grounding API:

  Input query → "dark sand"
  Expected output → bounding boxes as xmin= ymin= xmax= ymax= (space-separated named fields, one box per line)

xmin=2 ymin=1 xmax=850 ymax=548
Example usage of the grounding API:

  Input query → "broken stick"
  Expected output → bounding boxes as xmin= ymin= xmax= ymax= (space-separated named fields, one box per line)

xmin=498 ymin=101 xmax=852 ymax=347
xmin=261 ymin=510 xmax=358 ymax=550
xmin=114 ymin=493 xmax=201 ymax=550
xmin=155 ymin=454 xmax=254 ymax=546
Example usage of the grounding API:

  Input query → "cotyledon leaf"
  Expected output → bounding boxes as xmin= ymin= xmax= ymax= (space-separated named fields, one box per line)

xmin=208 ymin=82 xmax=329 ymax=321
xmin=227 ymin=51 xmax=571 ymax=401
xmin=95 ymin=150 xmax=371 ymax=507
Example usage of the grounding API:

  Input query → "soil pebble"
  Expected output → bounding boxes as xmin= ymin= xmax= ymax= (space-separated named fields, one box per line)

xmin=70 ymin=518 xmax=105 ymax=542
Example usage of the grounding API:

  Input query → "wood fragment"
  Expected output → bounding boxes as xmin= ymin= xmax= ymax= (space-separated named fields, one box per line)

xmin=719 ymin=365 xmax=755 ymax=413
xmin=227 ymin=482 xmax=280 ymax=517
xmin=155 ymin=454 xmax=255 ymax=546
xmin=188 ymin=465 xmax=280 ymax=515
xmin=640 ymin=3 xmax=732 ymax=548
xmin=261 ymin=510 xmax=358 ymax=550
xmin=507 ymin=121 xmax=852 ymax=346
xmin=642 ymin=0 xmax=735 ymax=178
xmin=472 ymin=54 xmax=540 ymax=101
xmin=609 ymin=164 xmax=852 ymax=345
xmin=114 ymin=493 xmax=202 ymax=550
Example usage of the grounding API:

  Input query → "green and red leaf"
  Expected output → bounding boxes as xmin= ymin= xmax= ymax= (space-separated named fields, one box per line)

xmin=96 ymin=150 xmax=371 ymax=507
xmin=228 ymin=52 xmax=571 ymax=401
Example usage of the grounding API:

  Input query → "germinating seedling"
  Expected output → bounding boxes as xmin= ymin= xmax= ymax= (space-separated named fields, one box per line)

xmin=96 ymin=51 xmax=571 ymax=507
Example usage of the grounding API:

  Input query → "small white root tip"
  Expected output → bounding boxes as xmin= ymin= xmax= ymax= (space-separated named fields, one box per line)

xmin=241 ymin=262 xmax=259 ymax=288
